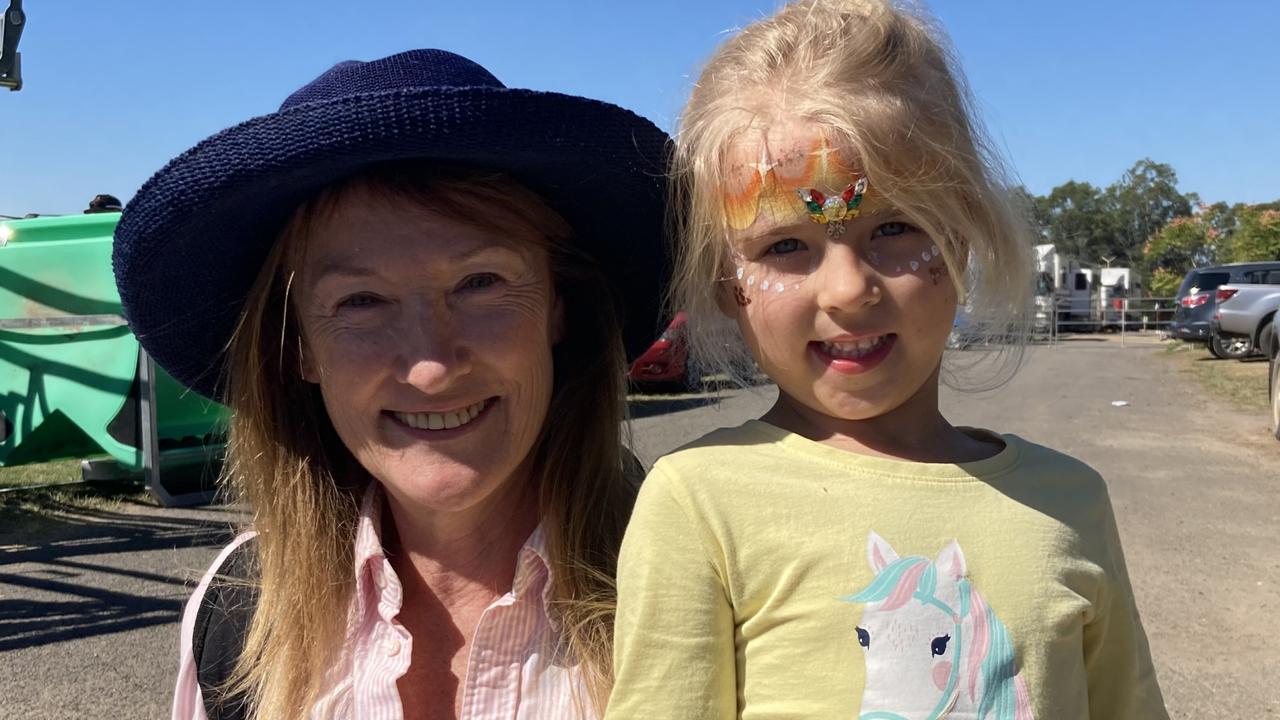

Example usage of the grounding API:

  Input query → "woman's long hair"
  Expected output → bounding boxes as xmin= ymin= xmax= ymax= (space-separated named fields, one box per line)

xmin=216 ymin=162 xmax=635 ymax=717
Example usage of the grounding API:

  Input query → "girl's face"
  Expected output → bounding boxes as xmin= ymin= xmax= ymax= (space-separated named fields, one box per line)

xmin=721 ymin=121 xmax=958 ymax=429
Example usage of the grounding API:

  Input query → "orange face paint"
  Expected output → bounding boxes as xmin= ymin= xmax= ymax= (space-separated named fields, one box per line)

xmin=721 ymin=135 xmax=864 ymax=231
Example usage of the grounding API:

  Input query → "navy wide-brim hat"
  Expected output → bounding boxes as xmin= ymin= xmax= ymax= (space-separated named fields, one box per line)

xmin=114 ymin=49 xmax=671 ymax=400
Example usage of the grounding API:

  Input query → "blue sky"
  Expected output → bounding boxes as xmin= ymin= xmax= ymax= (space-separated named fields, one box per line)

xmin=2 ymin=0 xmax=1277 ymax=216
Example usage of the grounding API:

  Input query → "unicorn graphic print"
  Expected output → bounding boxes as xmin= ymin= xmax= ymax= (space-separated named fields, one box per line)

xmin=842 ymin=532 xmax=1033 ymax=720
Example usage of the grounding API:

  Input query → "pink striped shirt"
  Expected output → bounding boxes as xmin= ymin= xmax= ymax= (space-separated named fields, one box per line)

xmin=173 ymin=485 xmax=595 ymax=719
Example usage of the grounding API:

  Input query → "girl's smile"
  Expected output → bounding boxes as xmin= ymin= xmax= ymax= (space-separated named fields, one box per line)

xmin=810 ymin=334 xmax=896 ymax=375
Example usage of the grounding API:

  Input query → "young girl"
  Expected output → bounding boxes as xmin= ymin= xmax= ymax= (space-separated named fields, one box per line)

xmin=606 ymin=1 xmax=1168 ymax=718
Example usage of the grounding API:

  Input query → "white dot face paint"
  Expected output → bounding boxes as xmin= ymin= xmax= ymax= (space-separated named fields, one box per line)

xmin=747 ymin=275 xmax=756 ymax=287
xmin=910 ymin=261 xmax=919 ymax=271
xmin=736 ymin=266 xmax=745 ymax=280
xmin=762 ymin=280 xmax=771 ymax=291
xmin=777 ymin=284 xmax=785 ymax=293
xmin=921 ymin=251 xmax=931 ymax=262
xmin=931 ymin=245 xmax=940 ymax=257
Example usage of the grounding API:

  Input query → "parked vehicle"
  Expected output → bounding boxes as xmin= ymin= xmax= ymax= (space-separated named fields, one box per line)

xmin=1032 ymin=244 xmax=1140 ymax=334
xmin=1267 ymin=311 xmax=1280 ymax=440
xmin=1169 ymin=262 xmax=1280 ymax=352
xmin=1213 ymin=284 xmax=1280 ymax=360
xmin=627 ymin=312 xmax=690 ymax=390
xmin=1098 ymin=267 xmax=1141 ymax=330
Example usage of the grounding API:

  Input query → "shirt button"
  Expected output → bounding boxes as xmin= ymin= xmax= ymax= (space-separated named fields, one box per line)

xmin=383 ymin=638 xmax=401 ymax=657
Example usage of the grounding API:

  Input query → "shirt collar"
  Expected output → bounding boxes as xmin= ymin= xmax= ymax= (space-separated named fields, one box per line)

xmin=352 ymin=483 xmax=558 ymax=628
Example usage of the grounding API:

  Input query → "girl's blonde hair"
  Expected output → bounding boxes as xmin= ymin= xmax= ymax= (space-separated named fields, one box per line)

xmin=215 ymin=162 xmax=634 ymax=718
xmin=671 ymin=0 xmax=1033 ymax=388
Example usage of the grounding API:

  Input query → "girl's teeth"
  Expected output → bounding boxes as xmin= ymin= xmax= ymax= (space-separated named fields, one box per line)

xmin=395 ymin=400 xmax=488 ymax=432
xmin=823 ymin=337 xmax=885 ymax=359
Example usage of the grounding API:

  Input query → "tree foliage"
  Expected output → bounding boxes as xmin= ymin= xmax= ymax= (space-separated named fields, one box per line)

xmin=1023 ymin=159 xmax=1193 ymax=268
xmin=1020 ymin=158 xmax=1278 ymax=294
xmin=1222 ymin=207 xmax=1280 ymax=264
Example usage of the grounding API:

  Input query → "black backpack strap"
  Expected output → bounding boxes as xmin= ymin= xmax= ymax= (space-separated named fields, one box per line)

xmin=192 ymin=537 xmax=258 ymax=720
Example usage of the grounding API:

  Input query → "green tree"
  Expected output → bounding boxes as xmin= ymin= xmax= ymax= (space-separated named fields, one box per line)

xmin=1104 ymin=159 xmax=1193 ymax=265
xmin=1039 ymin=180 xmax=1110 ymax=261
xmin=1222 ymin=206 xmax=1280 ymax=263
xmin=1141 ymin=215 xmax=1216 ymax=293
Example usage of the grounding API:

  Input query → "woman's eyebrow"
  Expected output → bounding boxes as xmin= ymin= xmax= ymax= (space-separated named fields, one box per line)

xmin=308 ymin=262 xmax=379 ymax=283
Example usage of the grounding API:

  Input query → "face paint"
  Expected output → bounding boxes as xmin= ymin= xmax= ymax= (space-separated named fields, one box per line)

xmin=721 ymin=129 xmax=953 ymax=308
xmin=722 ymin=136 xmax=865 ymax=232
xmin=727 ymin=220 xmax=947 ymax=306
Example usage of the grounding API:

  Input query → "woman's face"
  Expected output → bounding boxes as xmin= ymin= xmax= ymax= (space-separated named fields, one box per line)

xmin=293 ymin=186 xmax=562 ymax=518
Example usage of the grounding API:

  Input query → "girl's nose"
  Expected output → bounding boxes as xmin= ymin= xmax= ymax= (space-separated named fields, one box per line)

xmin=813 ymin=244 xmax=882 ymax=314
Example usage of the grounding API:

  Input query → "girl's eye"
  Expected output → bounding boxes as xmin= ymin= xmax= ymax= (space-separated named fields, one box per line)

xmin=337 ymin=293 xmax=380 ymax=309
xmin=871 ymin=222 xmax=913 ymax=239
xmin=459 ymin=273 xmax=501 ymax=291
xmin=856 ymin=627 xmax=870 ymax=648
xmin=765 ymin=238 xmax=804 ymax=256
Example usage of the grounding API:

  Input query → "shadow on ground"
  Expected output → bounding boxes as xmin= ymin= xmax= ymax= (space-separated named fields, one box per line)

xmin=0 ymin=493 xmax=234 ymax=652
xmin=628 ymin=395 xmax=721 ymax=420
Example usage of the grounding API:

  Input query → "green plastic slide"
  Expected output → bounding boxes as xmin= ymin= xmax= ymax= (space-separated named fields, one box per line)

xmin=0 ymin=214 xmax=227 ymax=473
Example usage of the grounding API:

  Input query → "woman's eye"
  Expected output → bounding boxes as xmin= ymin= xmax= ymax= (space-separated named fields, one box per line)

xmin=337 ymin=293 xmax=380 ymax=309
xmin=459 ymin=273 xmax=501 ymax=291
xmin=871 ymin=222 xmax=913 ymax=239
xmin=765 ymin=238 xmax=804 ymax=256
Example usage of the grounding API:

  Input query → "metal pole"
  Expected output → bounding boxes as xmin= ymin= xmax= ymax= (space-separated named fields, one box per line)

xmin=137 ymin=348 xmax=216 ymax=507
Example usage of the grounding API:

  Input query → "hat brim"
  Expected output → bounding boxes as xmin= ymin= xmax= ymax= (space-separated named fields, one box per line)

xmin=114 ymin=86 xmax=671 ymax=399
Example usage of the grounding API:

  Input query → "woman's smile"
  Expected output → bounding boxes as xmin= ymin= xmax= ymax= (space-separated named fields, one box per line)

xmin=387 ymin=396 xmax=496 ymax=435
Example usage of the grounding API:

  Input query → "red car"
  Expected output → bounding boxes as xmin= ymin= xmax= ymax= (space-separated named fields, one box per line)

xmin=627 ymin=312 xmax=689 ymax=389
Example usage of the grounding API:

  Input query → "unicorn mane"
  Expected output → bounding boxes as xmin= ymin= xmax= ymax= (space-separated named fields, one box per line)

xmin=841 ymin=556 xmax=933 ymax=609
xmin=969 ymin=588 xmax=1029 ymax=718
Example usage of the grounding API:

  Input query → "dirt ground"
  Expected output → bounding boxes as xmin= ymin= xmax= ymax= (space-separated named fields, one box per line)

xmin=2 ymin=336 xmax=1277 ymax=718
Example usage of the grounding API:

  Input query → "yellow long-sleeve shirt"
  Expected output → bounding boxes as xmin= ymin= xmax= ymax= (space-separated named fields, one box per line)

xmin=608 ymin=421 xmax=1167 ymax=719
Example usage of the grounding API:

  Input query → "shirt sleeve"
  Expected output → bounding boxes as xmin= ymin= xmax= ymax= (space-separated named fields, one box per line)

xmin=606 ymin=464 xmax=737 ymax=720
xmin=1082 ymin=493 xmax=1169 ymax=719
xmin=172 ymin=532 xmax=257 ymax=720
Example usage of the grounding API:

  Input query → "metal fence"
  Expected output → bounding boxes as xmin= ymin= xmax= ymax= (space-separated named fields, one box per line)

xmin=1038 ymin=296 xmax=1179 ymax=346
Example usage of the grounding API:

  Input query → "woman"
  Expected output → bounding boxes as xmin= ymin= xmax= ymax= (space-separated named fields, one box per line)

xmin=113 ymin=49 xmax=669 ymax=719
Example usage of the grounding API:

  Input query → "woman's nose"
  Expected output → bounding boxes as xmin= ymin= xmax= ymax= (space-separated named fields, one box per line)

xmin=394 ymin=302 xmax=470 ymax=391
xmin=813 ymin=244 xmax=882 ymax=314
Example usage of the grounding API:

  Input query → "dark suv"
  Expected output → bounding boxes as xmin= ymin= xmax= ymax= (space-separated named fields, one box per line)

xmin=1170 ymin=262 xmax=1280 ymax=349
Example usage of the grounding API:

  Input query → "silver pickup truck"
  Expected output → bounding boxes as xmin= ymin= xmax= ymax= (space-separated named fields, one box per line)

xmin=1215 ymin=284 xmax=1280 ymax=358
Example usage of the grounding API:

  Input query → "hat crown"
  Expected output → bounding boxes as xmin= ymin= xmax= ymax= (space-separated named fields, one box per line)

xmin=281 ymin=49 xmax=505 ymax=111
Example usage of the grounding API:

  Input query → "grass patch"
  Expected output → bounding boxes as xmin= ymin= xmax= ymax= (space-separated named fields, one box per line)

xmin=0 ymin=458 xmax=83 ymax=489
xmin=1165 ymin=341 xmax=1270 ymax=411
xmin=0 ymin=459 xmax=154 ymax=541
